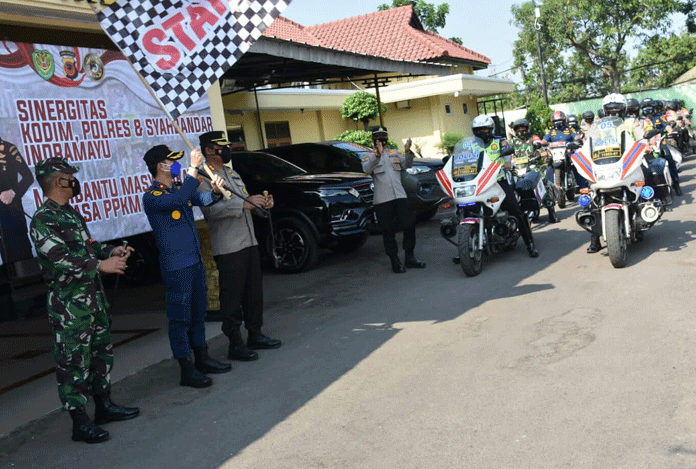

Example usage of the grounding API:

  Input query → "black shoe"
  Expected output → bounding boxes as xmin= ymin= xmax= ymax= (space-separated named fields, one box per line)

xmin=193 ymin=345 xmax=232 ymax=374
xmin=178 ymin=356 xmax=213 ymax=388
xmin=452 ymin=256 xmax=461 ymax=264
xmin=673 ymin=182 xmax=683 ymax=196
xmin=228 ymin=344 xmax=259 ymax=361
xmin=247 ymin=333 xmax=282 ymax=350
xmin=587 ymin=236 xmax=601 ymax=254
xmin=390 ymin=255 xmax=406 ymax=273
xmin=404 ymin=254 xmax=426 ymax=268
xmin=93 ymin=392 xmax=139 ymax=425
xmin=69 ymin=407 xmax=109 ymax=444
xmin=527 ymin=242 xmax=539 ymax=258
xmin=548 ymin=209 xmax=560 ymax=223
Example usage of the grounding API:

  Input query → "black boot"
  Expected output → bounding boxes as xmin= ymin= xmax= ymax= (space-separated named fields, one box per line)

xmin=193 ymin=345 xmax=232 ymax=374
xmin=247 ymin=332 xmax=282 ymax=350
xmin=526 ymin=242 xmax=539 ymax=258
xmin=178 ymin=356 xmax=213 ymax=388
xmin=69 ymin=406 xmax=109 ymax=444
xmin=673 ymin=181 xmax=683 ymax=196
xmin=404 ymin=252 xmax=426 ymax=268
xmin=93 ymin=392 xmax=139 ymax=425
xmin=587 ymin=236 xmax=601 ymax=253
xmin=390 ymin=255 xmax=406 ymax=273
xmin=548 ymin=207 xmax=560 ymax=223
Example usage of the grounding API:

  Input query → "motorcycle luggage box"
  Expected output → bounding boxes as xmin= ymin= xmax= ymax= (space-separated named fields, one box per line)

xmin=648 ymin=158 xmax=668 ymax=186
xmin=515 ymin=171 xmax=541 ymax=191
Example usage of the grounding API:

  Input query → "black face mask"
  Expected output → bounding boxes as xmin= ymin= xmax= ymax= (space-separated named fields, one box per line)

xmin=217 ymin=147 xmax=232 ymax=164
xmin=58 ymin=177 xmax=81 ymax=198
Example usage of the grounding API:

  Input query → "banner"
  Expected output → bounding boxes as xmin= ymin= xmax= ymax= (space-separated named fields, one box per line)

xmin=0 ymin=41 xmax=214 ymax=265
xmin=97 ymin=0 xmax=291 ymax=120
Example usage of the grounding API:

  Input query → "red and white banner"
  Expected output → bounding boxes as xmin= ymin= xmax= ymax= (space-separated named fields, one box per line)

xmin=0 ymin=41 xmax=214 ymax=264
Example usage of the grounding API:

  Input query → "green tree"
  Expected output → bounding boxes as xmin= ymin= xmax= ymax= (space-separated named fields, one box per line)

xmin=436 ymin=131 xmax=465 ymax=155
xmin=524 ymin=96 xmax=553 ymax=137
xmin=378 ymin=0 xmax=448 ymax=32
xmin=336 ymin=130 xmax=397 ymax=149
xmin=511 ymin=0 xmax=695 ymax=101
xmin=629 ymin=32 xmax=696 ymax=89
xmin=340 ymin=91 xmax=387 ymax=131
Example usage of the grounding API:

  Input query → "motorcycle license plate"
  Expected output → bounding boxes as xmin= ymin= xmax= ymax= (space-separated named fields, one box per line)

xmin=592 ymin=147 xmax=621 ymax=161
xmin=452 ymin=164 xmax=477 ymax=177
xmin=514 ymin=156 xmax=529 ymax=165
xmin=534 ymin=179 xmax=546 ymax=204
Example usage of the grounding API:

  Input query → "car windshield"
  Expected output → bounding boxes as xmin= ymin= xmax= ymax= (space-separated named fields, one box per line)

xmin=231 ymin=152 xmax=306 ymax=182
xmin=330 ymin=142 xmax=373 ymax=158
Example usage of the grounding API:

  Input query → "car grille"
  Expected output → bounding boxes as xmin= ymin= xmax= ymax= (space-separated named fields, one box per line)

xmin=352 ymin=180 xmax=373 ymax=204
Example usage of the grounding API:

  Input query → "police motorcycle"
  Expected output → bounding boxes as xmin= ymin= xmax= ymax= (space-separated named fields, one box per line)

xmin=547 ymin=140 xmax=577 ymax=209
xmin=437 ymin=137 xmax=521 ymax=276
xmin=512 ymin=135 xmax=558 ymax=223
xmin=571 ymin=116 xmax=669 ymax=268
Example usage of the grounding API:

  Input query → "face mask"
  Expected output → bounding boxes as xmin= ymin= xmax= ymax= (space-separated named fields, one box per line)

xmin=59 ymin=177 xmax=81 ymax=197
xmin=161 ymin=161 xmax=181 ymax=177
xmin=217 ymin=147 xmax=232 ymax=164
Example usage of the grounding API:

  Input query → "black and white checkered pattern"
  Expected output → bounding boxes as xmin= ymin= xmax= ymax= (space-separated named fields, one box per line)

xmin=98 ymin=0 xmax=290 ymax=120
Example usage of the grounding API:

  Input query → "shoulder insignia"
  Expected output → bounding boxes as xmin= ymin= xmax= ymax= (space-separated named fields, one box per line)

xmin=150 ymin=190 xmax=162 ymax=196
xmin=361 ymin=155 xmax=369 ymax=162
xmin=198 ymin=177 xmax=204 ymax=183
xmin=171 ymin=210 xmax=181 ymax=220
xmin=490 ymin=143 xmax=499 ymax=151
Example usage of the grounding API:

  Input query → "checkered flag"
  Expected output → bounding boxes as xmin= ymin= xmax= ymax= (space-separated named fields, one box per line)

xmin=97 ymin=0 xmax=290 ymax=120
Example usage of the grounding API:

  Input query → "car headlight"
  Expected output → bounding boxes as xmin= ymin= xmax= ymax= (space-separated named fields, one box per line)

xmin=595 ymin=168 xmax=621 ymax=182
xmin=317 ymin=188 xmax=359 ymax=198
xmin=454 ymin=185 xmax=476 ymax=198
xmin=406 ymin=166 xmax=432 ymax=175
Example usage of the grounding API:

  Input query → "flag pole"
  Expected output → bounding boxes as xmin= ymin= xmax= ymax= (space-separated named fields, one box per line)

xmin=88 ymin=3 xmax=231 ymax=199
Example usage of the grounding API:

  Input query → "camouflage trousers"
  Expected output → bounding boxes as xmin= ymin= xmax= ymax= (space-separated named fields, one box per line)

xmin=49 ymin=306 xmax=113 ymax=411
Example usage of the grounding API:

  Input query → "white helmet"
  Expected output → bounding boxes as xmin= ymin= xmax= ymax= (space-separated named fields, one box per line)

xmin=472 ymin=115 xmax=496 ymax=144
xmin=602 ymin=93 xmax=627 ymax=118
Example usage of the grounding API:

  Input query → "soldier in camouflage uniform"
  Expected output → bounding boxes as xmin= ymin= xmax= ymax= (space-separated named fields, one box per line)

xmin=30 ymin=157 xmax=139 ymax=444
xmin=510 ymin=119 xmax=559 ymax=224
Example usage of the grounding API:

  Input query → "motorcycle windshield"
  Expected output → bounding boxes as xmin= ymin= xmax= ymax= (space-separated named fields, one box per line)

xmin=451 ymin=136 xmax=486 ymax=182
xmin=587 ymin=116 xmax=624 ymax=166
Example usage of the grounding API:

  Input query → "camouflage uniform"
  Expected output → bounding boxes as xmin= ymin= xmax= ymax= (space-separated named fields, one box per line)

xmin=29 ymin=161 xmax=115 ymax=411
xmin=511 ymin=136 xmax=556 ymax=208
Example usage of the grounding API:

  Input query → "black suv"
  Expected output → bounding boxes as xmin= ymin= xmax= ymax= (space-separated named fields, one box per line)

xmin=229 ymin=151 xmax=374 ymax=273
xmin=264 ymin=141 xmax=449 ymax=222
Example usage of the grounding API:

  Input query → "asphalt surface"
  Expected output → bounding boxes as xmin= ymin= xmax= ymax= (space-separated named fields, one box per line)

xmin=3 ymin=158 xmax=696 ymax=469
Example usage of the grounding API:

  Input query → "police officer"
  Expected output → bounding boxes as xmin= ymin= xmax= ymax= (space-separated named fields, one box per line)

xmin=541 ymin=110 xmax=584 ymax=189
xmin=581 ymin=111 xmax=595 ymax=133
xmin=473 ymin=115 xmax=539 ymax=258
xmin=196 ymin=131 xmax=281 ymax=362
xmin=30 ymin=157 xmax=139 ymax=444
xmin=361 ymin=127 xmax=426 ymax=273
xmin=0 ymin=136 xmax=34 ymax=265
xmin=642 ymin=98 xmax=682 ymax=195
xmin=510 ymin=118 xmax=559 ymax=224
xmin=142 ymin=145 xmax=231 ymax=388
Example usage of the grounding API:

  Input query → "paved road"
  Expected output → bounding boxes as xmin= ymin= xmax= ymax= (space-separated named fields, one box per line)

xmin=3 ymin=158 xmax=696 ymax=469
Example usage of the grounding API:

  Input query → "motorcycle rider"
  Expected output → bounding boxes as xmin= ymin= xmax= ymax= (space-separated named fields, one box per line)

xmin=471 ymin=115 xmax=539 ymax=258
xmin=568 ymin=114 xmax=583 ymax=136
xmin=510 ymin=118 xmax=559 ymax=223
xmin=540 ymin=110 xmax=585 ymax=189
xmin=642 ymin=98 xmax=682 ymax=195
xmin=581 ymin=110 xmax=595 ymax=134
xmin=625 ymin=98 xmax=640 ymax=118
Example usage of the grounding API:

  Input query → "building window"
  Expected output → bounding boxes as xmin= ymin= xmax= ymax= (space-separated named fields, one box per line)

xmin=226 ymin=125 xmax=247 ymax=151
xmin=462 ymin=103 xmax=468 ymax=114
xmin=445 ymin=103 xmax=452 ymax=115
xmin=265 ymin=121 xmax=291 ymax=148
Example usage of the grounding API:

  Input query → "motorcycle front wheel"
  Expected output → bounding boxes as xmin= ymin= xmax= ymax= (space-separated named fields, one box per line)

xmin=605 ymin=209 xmax=628 ymax=268
xmin=457 ymin=223 xmax=483 ymax=277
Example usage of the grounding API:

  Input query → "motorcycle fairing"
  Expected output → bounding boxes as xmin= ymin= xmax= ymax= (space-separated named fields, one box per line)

xmin=436 ymin=168 xmax=454 ymax=198
xmin=476 ymin=161 xmax=502 ymax=195
xmin=620 ymin=141 xmax=646 ymax=179
xmin=571 ymin=151 xmax=597 ymax=183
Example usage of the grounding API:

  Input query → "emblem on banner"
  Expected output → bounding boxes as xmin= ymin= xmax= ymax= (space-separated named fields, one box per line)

xmin=84 ymin=53 xmax=105 ymax=81
xmin=32 ymin=50 xmax=55 ymax=81
xmin=60 ymin=50 xmax=79 ymax=79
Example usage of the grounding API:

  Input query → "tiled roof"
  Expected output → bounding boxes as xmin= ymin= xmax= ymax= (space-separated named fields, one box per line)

xmin=262 ymin=5 xmax=490 ymax=66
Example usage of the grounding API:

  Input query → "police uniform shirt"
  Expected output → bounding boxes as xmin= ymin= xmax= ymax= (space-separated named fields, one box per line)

xmin=361 ymin=148 xmax=414 ymax=205
xmin=197 ymin=164 xmax=258 ymax=256
xmin=143 ymin=175 xmax=220 ymax=272
xmin=543 ymin=127 xmax=579 ymax=143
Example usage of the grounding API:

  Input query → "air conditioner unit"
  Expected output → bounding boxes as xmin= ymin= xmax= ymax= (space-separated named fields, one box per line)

xmin=395 ymin=100 xmax=411 ymax=109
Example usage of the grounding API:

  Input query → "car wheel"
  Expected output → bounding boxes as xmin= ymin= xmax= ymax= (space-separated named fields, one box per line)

xmin=330 ymin=232 xmax=369 ymax=253
xmin=268 ymin=217 xmax=319 ymax=273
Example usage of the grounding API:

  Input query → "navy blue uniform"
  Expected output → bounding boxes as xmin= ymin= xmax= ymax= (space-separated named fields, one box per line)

xmin=143 ymin=176 xmax=220 ymax=359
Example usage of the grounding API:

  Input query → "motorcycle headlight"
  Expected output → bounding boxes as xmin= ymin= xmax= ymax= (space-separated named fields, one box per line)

xmin=406 ymin=166 xmax=432 ymax=175
xmin=454 ymin=185 xmax=476 ymax=198
xmin=595 ymin=168 xmax=622 ymax=182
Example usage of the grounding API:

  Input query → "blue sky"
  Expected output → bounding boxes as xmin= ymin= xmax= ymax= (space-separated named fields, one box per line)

xmin=282 ymin=0 xmax=522 ymax=82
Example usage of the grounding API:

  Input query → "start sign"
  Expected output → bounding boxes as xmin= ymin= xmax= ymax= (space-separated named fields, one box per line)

xmin=139 ymin=0 xmax=230 ymax=72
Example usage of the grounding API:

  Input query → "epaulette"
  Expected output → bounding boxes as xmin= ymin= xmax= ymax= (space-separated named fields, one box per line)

xmin=148 ymin=189 xmax=163 ymax=196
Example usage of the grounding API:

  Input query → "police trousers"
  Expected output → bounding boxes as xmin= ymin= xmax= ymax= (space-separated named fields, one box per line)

xmin=374 ymin=198 xmax=416 ymax=257
xmin=48 ymin=307 xmax=113 ymax=411
xmin=214 ymin=246 xmax=264 ymax=344
xmin=163 ymin=262 xmax=208 ymax=359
